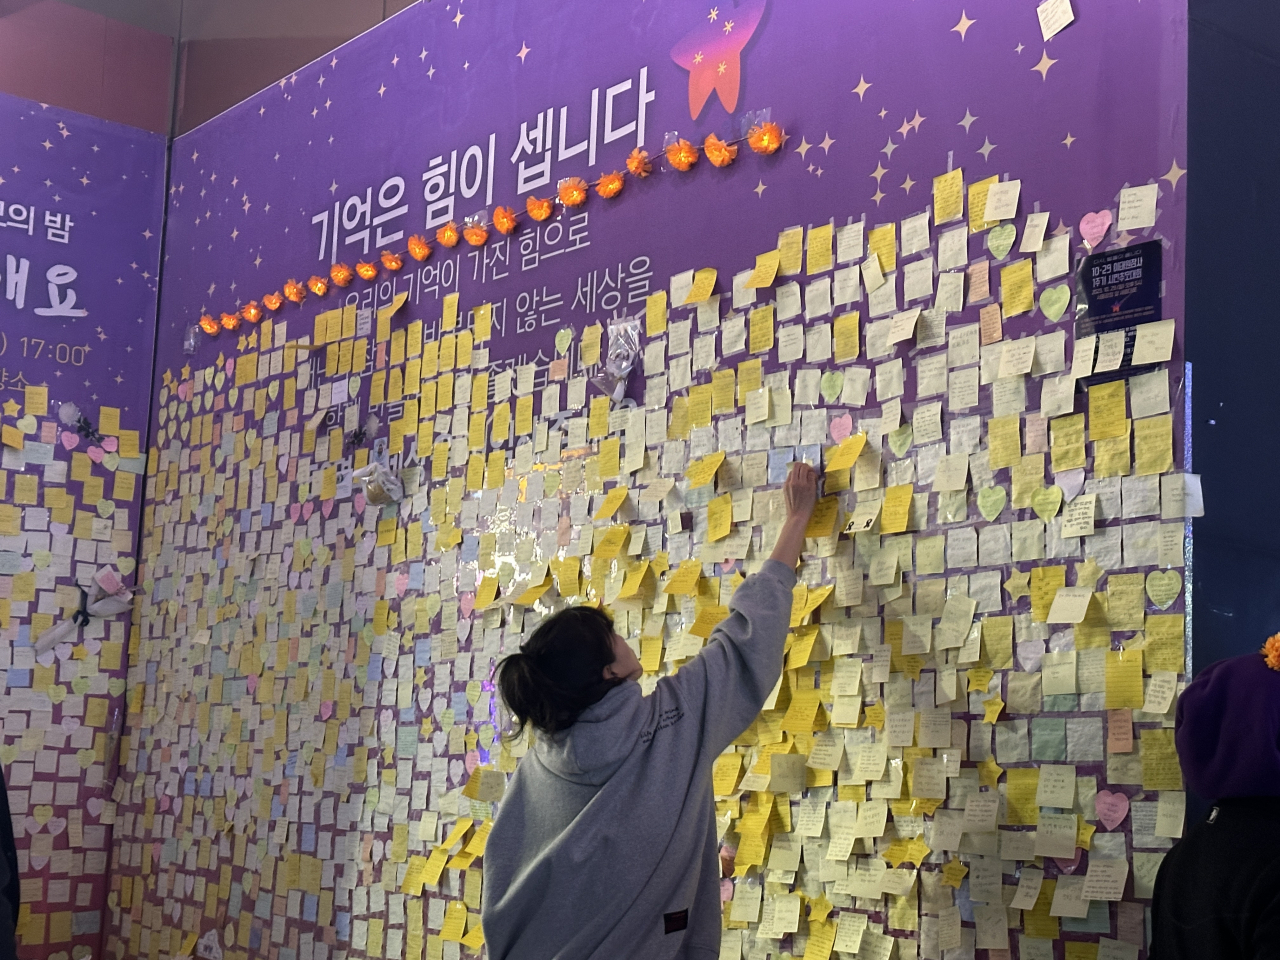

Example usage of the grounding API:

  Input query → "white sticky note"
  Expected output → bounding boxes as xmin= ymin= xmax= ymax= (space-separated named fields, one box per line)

xmin=1116 ymin=183 xmax=1159 ymax=231
xmin=983 ymin=180 xmax=1022 ymax=222
xmin=1020 ymin=212 xmax=1051 ymax=253
xmin=862 ymin=252 xmax=886 ymax=293
xmin=1130 ymin=318 xmax=1175 ymax=366
xmin=1037 ymin=0 xmax=1075 ymax=41
xmin=1047 ymin=586 xmax=1094 ymax=624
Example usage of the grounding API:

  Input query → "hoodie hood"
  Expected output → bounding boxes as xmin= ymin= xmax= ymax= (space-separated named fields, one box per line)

xmin=534 ymin=681 xmax=646 ymax=786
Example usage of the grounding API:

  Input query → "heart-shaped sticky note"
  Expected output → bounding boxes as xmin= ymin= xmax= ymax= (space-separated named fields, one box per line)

xmin=1146 ymin=570 xmax=1183 ymax=610
xmin=46 ymin=817 xmax=67 ymax=837
xmin=108 ymin=678 xmax=126 ymax=696
xmin=555 ymin=327 xmax=573 ymax=355
xmin=32 ymin=550 xmax=51 ymax=570
xmin=888 ymin=424 xmax=914 ymax=458
xmin=321 ymin=499 xmax=334 ymax=519
xmin=977 ymin=485 xmax=1007 ymax=521
xmin=180 ymin=421 xmax=191 ymax=442
xmin=16 ymin=414 xmax=36 ymax=434
xmin=820 ymin=370 xmax=844 ymax=404
xmin=100 ymin=435 xmax=118 ymax=453
xmin=32 ymin=805 xmax=53 ymax=826
xmin=47 ymin=684 xmax=66 ymax=704
xmin=354 ymin=491 xmax=366 ymax=515
xmin=830 ymin=413 xmax=854 ymax=445
xmin=1080 ymin=210 xmax=1113 ymax=249
xmin=172 ymin=797 xmax=183 ymax=818
xmin=1094 ymin=789 xmax=1130 ymax=830
xmin=423 ymin=594 xmax=442 ymax=620
xmin=24 ymin=817 xmax=42 ymax=836
xmin=228 ymin=386 xmax=239 ymax=407
xmin=29 ymin=855 xmax=49 ymax=871
xmin=96 ymin=499 xmax=115 ymax=519
xmin=60 ymin=431 xmax=79 ymax=450
xmin=1054 ymin=848 xmax=1083 ymax=874
xmin=987 ymin=223 xmax=1017 ymax=260
xmin=214 ymin=370 xmax=226 ymax=391
xmin=83 ymin=637 xmax=101 ymax=655
xmin=157 ymin=406 xmax=168 ymax=426
xmin=86 ymin=446 xmax=104 ymax=463
xmin=289 ymin=503 xmax=302 ymax=522
xmin=302 ymin=501 xmax=315 ymax=521
xmin=54 ymin=642 xmax=73 ymax=662
xmin=86 ymin=797 xmax=104 ymax=818
xmin=267 ymin=380 xmax=280 ymax=401
xmin=246 ymin=674 xmax=258 ymax=695
xmin=72 ymin=946 xmax=92 ymax=960
xmin=71 ymin=676 xmax=92 ymax=695
xmin=1031 ymin=485 xmax=1064 ymax=522
xmin=117 ymin=556 xmax=136 ymax=577
xmin=1040 ymin=284 xmax=1071 ymax=321
xmin=104 ymin=452 xmax=121 ymax=471
xmin=1056 ymin=468 xmax=1086 ymax=502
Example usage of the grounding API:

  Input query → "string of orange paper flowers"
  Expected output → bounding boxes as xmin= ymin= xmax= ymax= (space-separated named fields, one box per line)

xmin=196 ymin=122 xmax=784 ymax=337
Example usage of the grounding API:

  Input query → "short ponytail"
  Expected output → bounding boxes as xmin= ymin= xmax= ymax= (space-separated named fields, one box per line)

xmin=497 ymin=606 xmax=623 ymax=740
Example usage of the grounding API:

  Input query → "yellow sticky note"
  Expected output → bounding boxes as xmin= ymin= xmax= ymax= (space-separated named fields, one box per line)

xmin=98 ymin=407 xmax=121 ymax=435
xmin=749 ymin=304 xmax=775 ymax=354
xmin=833 ymin=311 xmax=860 ymax=363
xmin=581 ymin=323 xmax=603 ymax=366
xmin=826 ymin=433 xmax=867 ymax=472
xmin=968 ymin=175 xmax=1000 ymax=233
xmin=664 ymin=559 xmax=703 ymax=596
xmin=1105 ymin=649 xmax=1145 ymax=709
xmin=880 ymin=484 xmax=914 ymax=534
xmin=687 ymin=384 xmax=713 ymax=428
xmin=1030 ymin=565 xmax=1066 ymax=622
xmin=593 ymin=525 xmax=630 ymax=560
xmin=1088 ymin=380 xmax=1128 ymax=441
xmin=805 ymin=496 xmax=839 ymax=538
xmin=442 ymin=292 xmax=459 ymax=331
xmin=746 ymin=250 xmax=781 ymax=288
xmin=646 ymin=291 xmax=668 ymax=336
xmin=1140 ymin=728 xmax=1183 ymax=790
xmin=24 ymin=385 xmax=47 ymax=417
xmin=1000 ymin=258 xmax=1034 ymax=318
xmin=1005 ymin=768 xmax=1040 ymax=825
xmin=588 ymin=395 xmax=611 ymax=439
xmin=684 ymin=268 xmax=717 ymax=304
xmin=594 ymin=486 xmax=629 ymax=520
xmin=707 ymin=493 xmax=733 ymax=541
xmin=807 ymin=223 xmax=834 ymax=275
xmin=1133 ymin=414 xmax=1173 ymax=476
xmin=987 ymin=416 xmax=1022 ymax=469
xmin=686 ymin=451 xmax=725 ymax=489
xmin=472 ymin=303 xmax=492 ymax=342
xmin=867 ymin=224 xmax=897 ymax=274
xmin=933 ymin=168 xmax=965 ymax=224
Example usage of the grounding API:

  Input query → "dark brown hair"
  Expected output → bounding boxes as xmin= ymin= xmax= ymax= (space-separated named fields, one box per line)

xmin=496 ymin=605 xmax=624 ymax=739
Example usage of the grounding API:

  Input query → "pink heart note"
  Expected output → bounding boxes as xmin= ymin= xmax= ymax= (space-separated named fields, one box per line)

xmin=54 ymin=642 xmax=73 ymax=662
xmin=1079 ymin=210 xmax=1113 ymax=249
xmin=24 ymin=817 xmax=41 ymax=836
xmin=320 ymin=701 xmax=333 ymax=720
xmin=465 ymin=750 xmax=481 ymax=775
xmin=289 ymin=504 xmax=301 ymax=523
xmin=302 ymin=501 xmax=314 ymax=521
xmin=460 ymin=593 xmax=476 ymax=618
xmin=83 ymin=637 xmax=102 ymax=655
xmin=1054 ymin=847 xmax=1083 ymax=874
xmin=158 ymin=794 xmax=170 ymax=812
xmin=36 ymin=649 xmax=57 ymax=668
xmin=177 ymin=381 xmax=191 ymax=401
xmin=29 ymin=855 xmax=49 ymax=871
xmin=1095 ymin=789 xmax=1130 ymax=830
xmin=60 ymin=431 xmax=79 ymax=451
xmin=60 ymin=717 xmax=81 ymax=733
xmin=46 ymin=818 xmax=67 ymax=837
xmin=100 ymin=436 xmax=118 ymax=453
xmin=830 ymin=412 xmax=854 ymax=444
xmin=321 ymin=499 xmax=334 ymax=518
xmin=86 ymin=797 xmax=104 ymax=817
xmin=225 ymin=358 xmax=235 ymax=376
xmin=354 ymin=492 xmax=366 ymax=515
xmin=86 ymin=446 xmax=104 ymax=463
xmin=395 ymin=572 xmax=409 ymax=597
xmin=246 ymin=674 xmax=258 ymax=695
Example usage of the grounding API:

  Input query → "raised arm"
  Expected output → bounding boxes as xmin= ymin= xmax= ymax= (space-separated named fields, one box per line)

xmin=655 ymin=463 xmax=819 ymax=759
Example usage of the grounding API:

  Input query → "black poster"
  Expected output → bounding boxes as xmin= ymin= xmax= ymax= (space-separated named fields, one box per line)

xmin=1074 ymin=239 xmax=1163 ymax=338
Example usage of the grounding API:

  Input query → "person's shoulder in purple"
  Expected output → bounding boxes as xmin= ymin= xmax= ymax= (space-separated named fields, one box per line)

xmin=1150 ymin=642 xmax=1280 ymax=960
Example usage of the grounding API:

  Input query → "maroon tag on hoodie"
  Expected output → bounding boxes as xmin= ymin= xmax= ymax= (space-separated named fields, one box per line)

xmin=663 ymin=909 xmax=689 ymax=934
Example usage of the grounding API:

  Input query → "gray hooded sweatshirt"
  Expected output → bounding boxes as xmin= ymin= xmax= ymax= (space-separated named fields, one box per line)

xmin=481 ymin=559 xmax=796 ymax=959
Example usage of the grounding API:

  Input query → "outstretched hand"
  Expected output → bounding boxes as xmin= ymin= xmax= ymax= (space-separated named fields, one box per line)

xmin=769 ymin=461 xmax=820 ymax=568
xmin=784 ymin=462 xmax=819 ymax=524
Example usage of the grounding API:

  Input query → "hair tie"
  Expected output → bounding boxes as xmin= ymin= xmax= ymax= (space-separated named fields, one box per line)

xmin=1263 ymin=634 xmax=1280 ymax=672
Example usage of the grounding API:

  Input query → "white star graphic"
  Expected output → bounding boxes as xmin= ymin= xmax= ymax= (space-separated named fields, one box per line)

xmin=977 ymin=137 xmax=997 ymax=161
xmin=959 ymin=109 xmax=978 ymax=133
xmin=881 ymin=139 xmax=898 ymax=160
xmin=1063 ymin=132 xmax=1076 ymax=148
xmin=753 ymin=180 xmax=767 ymax=198
xmin=852 ymin=75 xmax=872 ymax=100
xmin=1032 ymin=50 xmax=1058 ymax=80
xmin=818 ymin=133 xmax=835 ymax=153
xmin=795 ymin=137 xmax=813 ymax=159
xmin=1161 ymin=159 xmax=1187 ymax=191
xmin=952 ymin=11 xmax=976 ymax=40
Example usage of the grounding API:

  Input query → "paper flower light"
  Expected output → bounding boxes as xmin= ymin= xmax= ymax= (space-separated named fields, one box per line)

xmin=526 ymin=195 xmax=555 ymax=221
xmin=356 ymin=261 xmax=379 ymax=281
xmin=704 ymin=133 xmax=738 ymax=168
xmin=219 ymin=312 xmax=241 ymax=331
xmin=595 ymin=171 xmax=625 ymax=199
xmin=665 ymin=138 xmax=699 ymax=171
xmin=626 ymin=148 xmax=652 ymax=178
xmin=1265 ymin=633 xmax=1280 ymax=672
xmin=463 ymin=222 xmax=489 ymax=246
xmin=493 ymin=206 xmax=518 ymax=235
xmin=436 ymin=222 xmax=461 ymax=247
xmin=241 ymin=300 xmax=263 ymax=324
xmin=330 ymin=263 xmax=355 ymax=287
xmin=284 ymin=280 xmax=307 ymax=303
xmin=407 ymin=235 xmax=432 ymax=262
xmin=199 ymin=314 xmax=219 ymax=336
xmin=558 ymin=177 xmax=589 ymax=207
xmin=381 ymin=250 xmax=403 ymax=271
xmin=263 ymin=292 xmax=284 ymax=311
xmin=747 ymin=121 xmax=784 ymax=155
xmin=307 ymin=275 xmax=329 ymax=297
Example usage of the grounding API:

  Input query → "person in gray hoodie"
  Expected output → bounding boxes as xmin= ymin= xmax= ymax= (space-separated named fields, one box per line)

xmin=482 ymin=461 xmax=819 ymax=959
